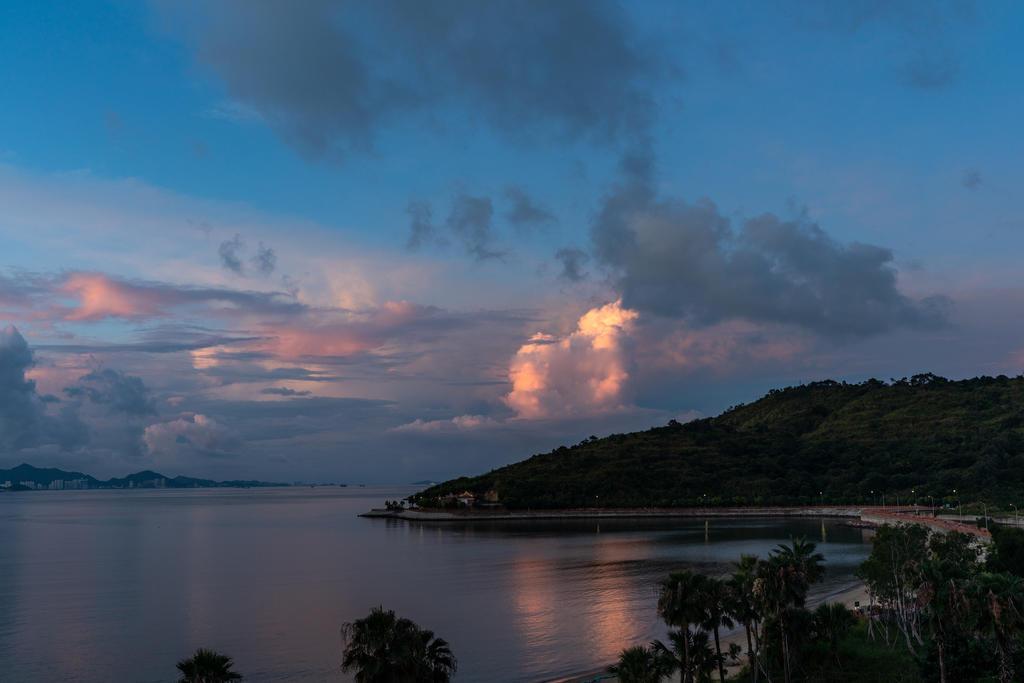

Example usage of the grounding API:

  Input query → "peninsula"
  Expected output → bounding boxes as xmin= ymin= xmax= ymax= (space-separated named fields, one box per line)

xmin=399 ymin=374 xmax=1023 ymax=511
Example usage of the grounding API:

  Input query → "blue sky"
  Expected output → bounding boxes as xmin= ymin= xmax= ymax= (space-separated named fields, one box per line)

xmin=2 ymin=1 xmax=1024 ymax=482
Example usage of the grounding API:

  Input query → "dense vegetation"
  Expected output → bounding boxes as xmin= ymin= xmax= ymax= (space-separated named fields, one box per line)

xmin=415 ymin=374 xmax=1024 ymax=508
xmin=611 ymin=525 xmax=1024 ymax=683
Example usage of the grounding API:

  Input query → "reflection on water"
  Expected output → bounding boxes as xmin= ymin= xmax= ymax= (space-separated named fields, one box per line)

xmin=0 ymin=488 xmax=871 ymax=682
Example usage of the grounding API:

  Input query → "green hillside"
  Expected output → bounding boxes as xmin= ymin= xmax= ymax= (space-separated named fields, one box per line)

xmin=413 ymin=374 xmax=1024 ymax=508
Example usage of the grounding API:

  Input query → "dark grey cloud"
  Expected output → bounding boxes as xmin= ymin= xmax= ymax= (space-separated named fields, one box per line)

xmin=64 ymin=368 xmax=157 ymax=416
xmin=447 ymin=194 xmax=502 ymax=261
xmin=218 ymin=233 xmax=245 ymax=274
xmin=0 ymin=326 xmax=87 ymax=451
xmin=252 ymin=242 xmax=276 ymax=275
xmin=163 ymin=0 xmax=659 ymax=158
xmin=405 ymin=200 xmax=437 ymax=251
xmin=260 ymin=387 xmax=313 ymax=397
xmin=504 ymin=186 xmax=556 ymax=229
xmin=591 ymin=146 xmax=949 ymax=338
xmin=900 ymin=52 xmax=958 ymax=89
xmin=962 ymin=168 xmax=982 ymax=190
xmin=554 ymin=248 xmax=590 ymax=282
xmin=787 ymin=0 xmax=975 ymax=90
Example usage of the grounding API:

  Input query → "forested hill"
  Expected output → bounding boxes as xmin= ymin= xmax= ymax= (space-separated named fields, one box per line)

xmin=413 ymin=374 xmax=1024 ymax=508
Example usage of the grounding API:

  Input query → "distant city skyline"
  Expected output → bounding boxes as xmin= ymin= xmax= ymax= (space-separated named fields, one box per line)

xmin=2 ymin=1 xmax=1024 ymax=482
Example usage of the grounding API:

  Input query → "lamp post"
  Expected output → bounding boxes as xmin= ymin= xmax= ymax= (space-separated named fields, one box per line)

xmin=1012 ymin=503 xmax=1019 ymax=527
xmin=983 ymin=503 xmax=989 ymax=531
xmin=929 ymin=496 xmax=935 ymax=516
xmin=954 ymin=489 xmax=961 ymax=519
xmin=819 ymin=491 xmax=824 ymax=508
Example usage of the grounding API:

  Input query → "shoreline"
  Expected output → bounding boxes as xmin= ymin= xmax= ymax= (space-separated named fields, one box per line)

xmin=361 ymin=505 xmax=866 ymax=521
xmin=361 ymin=505 xmax=991 ymax=539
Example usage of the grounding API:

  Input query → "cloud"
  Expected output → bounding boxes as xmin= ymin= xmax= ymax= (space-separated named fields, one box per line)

xmin=899 ymin=52 xmax=958 ymax=89
xmin=252 ymin=242 xmax=276 ymax=275
xmin=0 ymin=326 xmax=87 ymax=450
xmin=392 ymin=414 xmax=498 ymax=433
xmin=405 ymin=200 xmax=437 ymax=250
xmin=505 ymin=300 xmax=638 ymax=419
xmin=58 ymin=272 xmax=303 ymax=321
xmin=504 ymin=186 xmax=556 ymax=229
xmin=143 ymin=413 xmax=240 ymax=458
xmin=554 ymin=248 xmax=590 ymax=282
xmin=591 ymin=147 xmax=949 ymax=338
xmin=161 ymin=0 xmax=659 ymax=158
xmin=962 ymin=168 xmax=982 ymax=190
xmin=447 ymin=193 xmax=502 ymax=261
xmin=218 ymin=233 xmax=245 ymax=274
xmin=260 ymin=386 xmax=312 ymax=397
xmin=64 ymin=368 xmax=157 ymax=416
xmin=787 ymin=0 xmax=975 ymax=90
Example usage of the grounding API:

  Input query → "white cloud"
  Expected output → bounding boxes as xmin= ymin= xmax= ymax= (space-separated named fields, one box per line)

xmin=391 ymin=414 xmax=499 ymax=433
xmin=505 ymin=300 xmax=639 ymax=419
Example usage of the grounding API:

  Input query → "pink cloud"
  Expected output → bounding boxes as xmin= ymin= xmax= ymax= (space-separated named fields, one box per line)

xmin=392 ymin=414 xmax=499 ymax=433
xmin=260 ymin=300 xmax=428 ymax=359
xmin=61 ymin=273 xmax=168 ymax=321
xmin=505 ymin=300 xmax=639 ymax=419
xmin=57 ymin=272 xmax=301 ymax=322
xmin=638 ymin=319 xmax=809 ymax=375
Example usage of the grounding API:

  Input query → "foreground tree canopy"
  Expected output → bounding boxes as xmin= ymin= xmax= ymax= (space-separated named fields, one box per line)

xmin=416 ymin=375 xmax=1024 ymax=508
xmin=613 ymin=527 xmax=1024 ymax=683
xmin=176 ymin=649 xmax=242 ymax=683
xmin=341 ymin=606 xmax=457 ymax=683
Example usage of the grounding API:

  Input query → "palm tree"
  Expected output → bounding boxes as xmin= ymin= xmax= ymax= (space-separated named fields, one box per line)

xmin=657 ymin=570 xmax=709 ymax=683
xmin=176 ymin=648 xmax=242 ymax=683
xmin=773 ymin=537 xmax=826 ymax=605
xmin=812 ymin=602 xmax=854 ymax=665
xmin=700 ymin=577 xmax=734 ymax=683
xmin=410 ymin=626 xmax=457 ymax=683
xmin=609 ymin=645 xmax=671 ymax=683
xmin=728 ymin=555 xmax=762 ymax=681
xmin=684 ymin=630 xmax=724 ymax=683
xmin=341 ymin=606 xmax=457 ymax=683
xmin=654 ymin=630 xmax=723 ymax=683
xmin=754 ymin=539 xmax=825 ymax=683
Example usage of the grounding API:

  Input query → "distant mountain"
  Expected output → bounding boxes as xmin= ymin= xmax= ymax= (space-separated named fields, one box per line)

xmin=0 ymin=463 xmax=287 ymax=491
xmin=414 ymin=374 xmax=1024 ymax=508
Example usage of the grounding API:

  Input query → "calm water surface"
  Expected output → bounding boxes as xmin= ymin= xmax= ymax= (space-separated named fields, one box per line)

xmin=0 ymin=487 xmax=872 ymax=682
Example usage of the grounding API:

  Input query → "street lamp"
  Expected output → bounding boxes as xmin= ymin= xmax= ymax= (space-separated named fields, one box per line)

xmin=819 ymin=491 xmax=824 ymax=507
xmin=1012 ymin=503 xmax=1019 ymax=526
xmin=983 ymin=503 xmax=989 ymax=531
xmin=954 ymin=489 xmax=961 ymax=519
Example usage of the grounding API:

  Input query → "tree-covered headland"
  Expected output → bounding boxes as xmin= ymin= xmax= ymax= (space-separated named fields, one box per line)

xmin=415 ymin=375 xmax=1024 ymax=509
